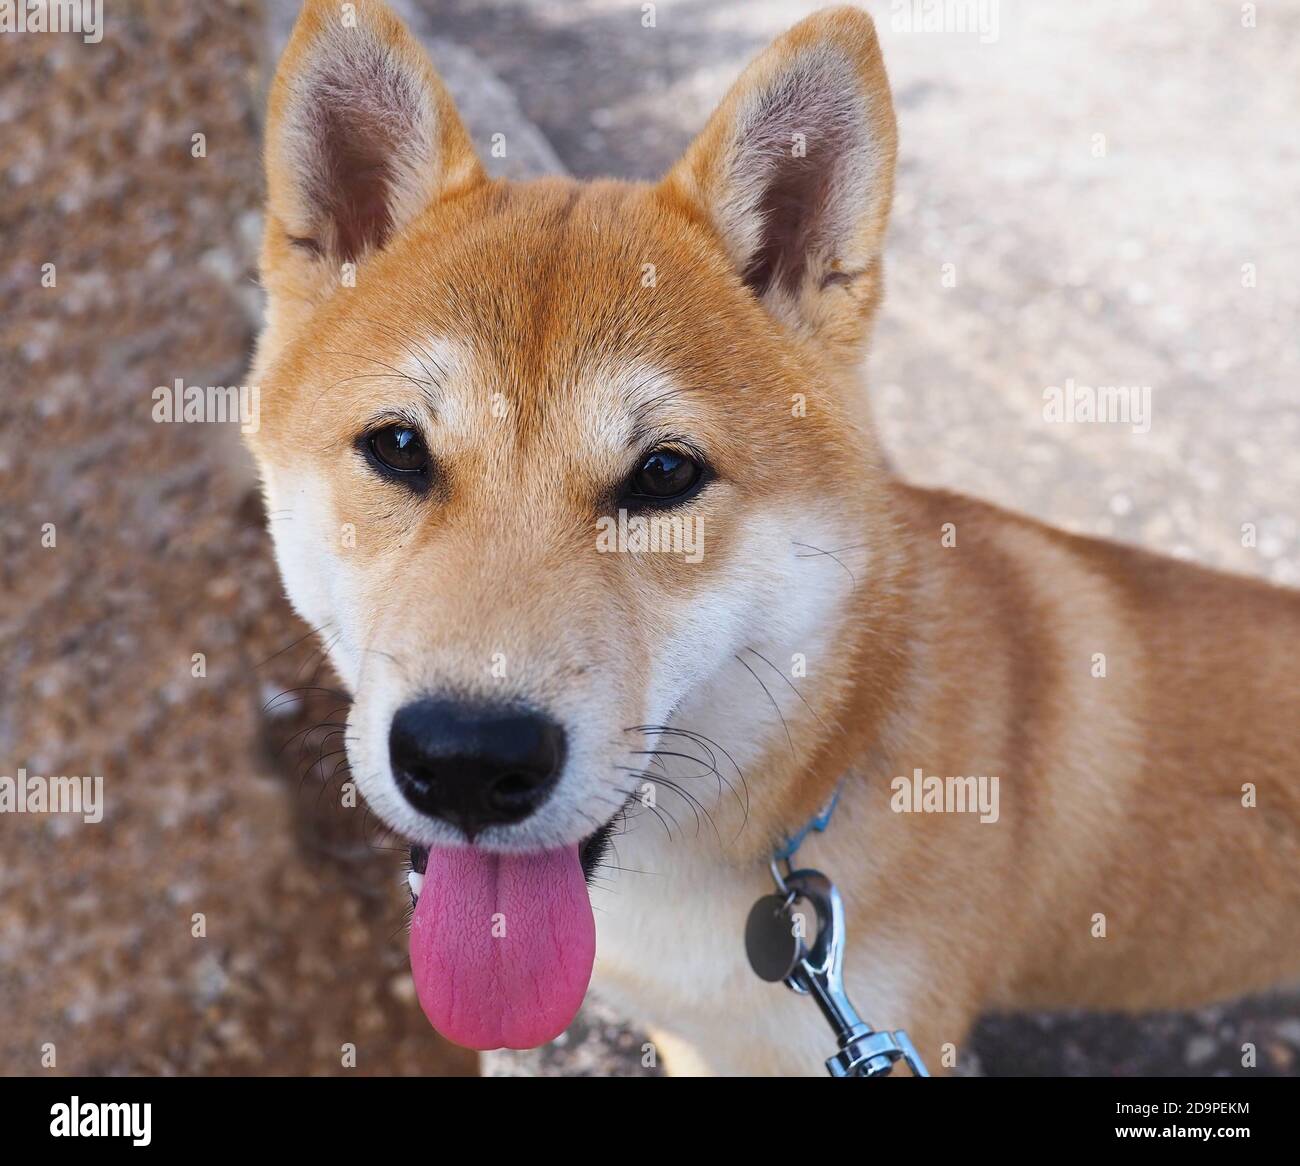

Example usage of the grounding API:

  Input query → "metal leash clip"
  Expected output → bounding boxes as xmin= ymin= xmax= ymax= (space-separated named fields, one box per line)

xmin=745 ymin=860 xmax=931 ymax=1078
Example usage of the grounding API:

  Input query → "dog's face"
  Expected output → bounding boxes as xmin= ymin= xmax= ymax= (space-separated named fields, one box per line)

xmin=249 ymin=2 xmax=897 ymax=1047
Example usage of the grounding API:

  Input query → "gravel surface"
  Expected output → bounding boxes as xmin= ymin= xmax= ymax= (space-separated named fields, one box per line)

xmin=1 ymin=0 xmax=472 ymax=1078
xmin=2 ymin=0 xmax=1296 ymax=1078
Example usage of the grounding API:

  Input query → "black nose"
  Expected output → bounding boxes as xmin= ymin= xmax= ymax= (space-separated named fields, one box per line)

xmin=388 ymin=698 xmax=566 ymax=838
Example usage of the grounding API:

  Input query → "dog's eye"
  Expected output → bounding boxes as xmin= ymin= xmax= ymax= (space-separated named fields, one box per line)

xmin=369 ymin=425 xmax=428 ymax=475
xmin=627 ymin=448 xmax=703 ymax=503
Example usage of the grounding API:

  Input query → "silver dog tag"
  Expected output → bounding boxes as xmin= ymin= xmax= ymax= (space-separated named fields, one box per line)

xmin=745 ymin=894 xmax=805 ymax=982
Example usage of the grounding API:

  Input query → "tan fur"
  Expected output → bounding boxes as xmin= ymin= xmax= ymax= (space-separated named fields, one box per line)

xmin=249 ymin=1 xmax=1300 ymax=1075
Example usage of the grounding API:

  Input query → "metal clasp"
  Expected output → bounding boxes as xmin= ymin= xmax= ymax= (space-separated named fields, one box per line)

xmin=772 ymin=863 xmax=930 ymax=1078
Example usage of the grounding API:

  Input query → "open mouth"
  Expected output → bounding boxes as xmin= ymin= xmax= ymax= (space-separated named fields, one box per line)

xmin=405 ymin=812 xmax=620 ymax=906
xmin=403 ymin=807 xmax=624 ymax=1052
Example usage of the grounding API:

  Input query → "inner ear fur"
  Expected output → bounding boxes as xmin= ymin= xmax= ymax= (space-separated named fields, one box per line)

xmin=261 ymin=0 xmax=484 ymax=302
xmin=659 ymin=8 xmax=898 ymax=359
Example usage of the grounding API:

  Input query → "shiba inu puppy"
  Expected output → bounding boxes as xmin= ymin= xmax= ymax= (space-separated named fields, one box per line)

xmin=247 ymin=0 xmax=1300 ymax=1075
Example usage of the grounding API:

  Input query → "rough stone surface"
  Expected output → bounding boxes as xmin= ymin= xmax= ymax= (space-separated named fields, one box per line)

xmin=0 ymin=0 xmax=478 ymax=1078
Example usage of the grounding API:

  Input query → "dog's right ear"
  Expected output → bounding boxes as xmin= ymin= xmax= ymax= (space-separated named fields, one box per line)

xmin=260 ymin=0 xmax=483 ymax=314
xmin=659 ymin=8 xmax=896 ymax=367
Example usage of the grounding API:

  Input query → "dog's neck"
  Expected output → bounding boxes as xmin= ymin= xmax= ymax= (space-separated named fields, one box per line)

xmin=652 ymin=476 xmax=922 ymax=867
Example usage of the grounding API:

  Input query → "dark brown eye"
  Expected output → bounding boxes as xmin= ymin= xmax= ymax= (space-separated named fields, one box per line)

xmin=369 ymin=425 xmax=428 ymax=475
xmin=628 ymin=448 xmax=703 ymax=503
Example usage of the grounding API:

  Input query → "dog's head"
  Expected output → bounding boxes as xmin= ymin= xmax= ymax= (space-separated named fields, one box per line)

xmin=247 ymin=0 xmax=897 ymax=1049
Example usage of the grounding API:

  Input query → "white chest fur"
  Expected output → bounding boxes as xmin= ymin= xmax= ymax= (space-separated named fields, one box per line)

xmin=587 ymin=809 xmax=919 ymax=1077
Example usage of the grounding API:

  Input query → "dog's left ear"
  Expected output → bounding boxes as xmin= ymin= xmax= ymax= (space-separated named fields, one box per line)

xmin=260 ymin=0 xmax=484 ymax=323
xmin=660 ymin=8 xmax=897 ymax=362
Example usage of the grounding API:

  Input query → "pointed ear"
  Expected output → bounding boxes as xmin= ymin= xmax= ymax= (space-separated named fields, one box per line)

xmin=659 ymin=8 xmax=897 ymax=361
xmin=261 ymin=0 xmax=484 ymax=304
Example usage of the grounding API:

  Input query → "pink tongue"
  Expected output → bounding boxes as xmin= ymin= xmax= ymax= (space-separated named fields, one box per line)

xmin=409 ymin=845 xmax=595 ymax=1050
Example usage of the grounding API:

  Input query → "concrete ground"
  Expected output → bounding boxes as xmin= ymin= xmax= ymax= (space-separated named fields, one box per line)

xmin=1 ymin=0 xmax=1296 ymax=1077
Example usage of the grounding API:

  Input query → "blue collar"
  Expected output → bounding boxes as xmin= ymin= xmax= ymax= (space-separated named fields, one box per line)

xmin=773 ymin=786 xmax=842 ymax=865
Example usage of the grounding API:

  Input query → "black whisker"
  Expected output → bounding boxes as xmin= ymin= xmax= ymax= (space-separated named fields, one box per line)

xmin=741 ymin=646 xmax=831 ymax=732
xmin=734 ymin=654 xmax=795 ymax=760
xmin=791 ymin=539 xmax=862 ymax=586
